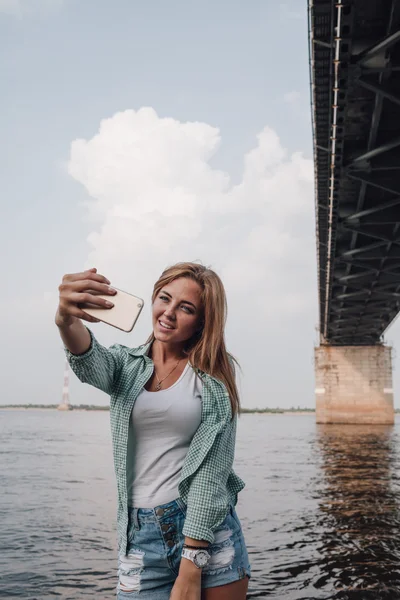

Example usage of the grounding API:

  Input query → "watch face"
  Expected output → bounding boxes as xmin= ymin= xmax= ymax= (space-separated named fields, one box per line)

xmin=194 ymin=550 xmax=210 ymax=568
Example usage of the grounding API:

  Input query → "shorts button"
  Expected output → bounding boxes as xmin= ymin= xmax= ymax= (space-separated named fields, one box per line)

xmin=161 ymin=524 xmax=170 ymax=532
xmin=156 ymin=508 xmax=165 ymax=517
xmin=167 ymin=540 xmax=175 ymax=548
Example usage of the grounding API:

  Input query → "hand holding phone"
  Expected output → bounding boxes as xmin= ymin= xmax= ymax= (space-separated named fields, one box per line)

xmin=55 ymin=268 xmax=144 ymax=332
xmin=56 ymin=268 xmax=117 ymax=327
xmin=81 ymin=287 xmax=144 ymax=332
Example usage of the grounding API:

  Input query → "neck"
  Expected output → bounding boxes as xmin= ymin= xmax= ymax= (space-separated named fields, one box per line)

xmin=151 ymin=339 xmax=186 ymax=364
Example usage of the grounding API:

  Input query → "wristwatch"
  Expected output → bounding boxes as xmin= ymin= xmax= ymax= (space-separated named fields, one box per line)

xmin=181 ymin=546 xmax=211 ymax=569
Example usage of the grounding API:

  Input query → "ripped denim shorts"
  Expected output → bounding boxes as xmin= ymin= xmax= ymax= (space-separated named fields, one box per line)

xmin=117 ymin=497 xmax=251 ymax=599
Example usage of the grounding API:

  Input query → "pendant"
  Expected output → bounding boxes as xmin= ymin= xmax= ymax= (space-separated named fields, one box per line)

xmin=155 ymin=382 xmax=162 ymax=391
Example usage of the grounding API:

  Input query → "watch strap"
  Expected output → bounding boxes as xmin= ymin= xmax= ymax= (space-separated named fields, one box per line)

xmin=181 ymin=546 xmax=211 ymax=568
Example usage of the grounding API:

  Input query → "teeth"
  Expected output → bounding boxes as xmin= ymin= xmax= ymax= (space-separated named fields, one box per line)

xmin=160 ymin=321 xmax=173 ymax=330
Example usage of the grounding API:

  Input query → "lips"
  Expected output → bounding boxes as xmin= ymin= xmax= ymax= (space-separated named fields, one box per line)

xmin=159 ymin=320 xmax=174 ymax=331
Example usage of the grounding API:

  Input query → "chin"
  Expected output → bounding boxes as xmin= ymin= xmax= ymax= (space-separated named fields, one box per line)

xmin=153 ymin=327 xmax=171 ymax=342
xmin=153 ymin=328 xmax=163 ymax=341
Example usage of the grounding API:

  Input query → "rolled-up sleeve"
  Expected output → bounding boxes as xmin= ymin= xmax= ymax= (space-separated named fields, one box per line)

xmin=64 ymin=328 xmax=124 ymax=395
xmin=182 ymin=416 xmax=237 ymax=543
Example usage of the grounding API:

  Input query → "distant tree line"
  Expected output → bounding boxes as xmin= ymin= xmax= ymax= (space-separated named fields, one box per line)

xmin=0 ymin=404 xmax=109 ymax=411
xmin=3 ymin=404 xmax=400 ymax=413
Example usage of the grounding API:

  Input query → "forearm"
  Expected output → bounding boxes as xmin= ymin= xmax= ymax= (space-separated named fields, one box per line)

xmin=184 ymin=536 xmax=209 ymax=548
xmin=178 ymin=536 xmax=209 ymax=581
xmin=56 ymin=314 xmax=91 ymax=355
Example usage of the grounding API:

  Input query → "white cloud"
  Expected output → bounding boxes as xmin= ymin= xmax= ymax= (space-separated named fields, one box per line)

xmin=0 ymin=0 xmax=64 ymax=17
xmin=67 ymin=107 xmax=317 ymax=404
xmin=68 ymin=107 xmax=314 ymax=314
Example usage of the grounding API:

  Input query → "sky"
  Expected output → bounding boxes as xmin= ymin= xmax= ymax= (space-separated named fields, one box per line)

xmin=2 ymin=0 xmax=400 ymax=410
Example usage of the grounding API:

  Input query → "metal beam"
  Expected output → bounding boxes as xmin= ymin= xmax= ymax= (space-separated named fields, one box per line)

xmin=336 ymin=257 xmax=382 ymax=271
xmin=335 ymin=271 xmax=380 ymax=282
xmin=341 ymin=224 xmax=400 ymax=246
xmin=360 ymin=66 xmax=400 ymax=74
xmin=344 ymin=197 xmax=400 ymax=220
xmin=342 ymin=19 xmax=393 ymax=329
xmin=337 ymin=242 xmax=400 ymax=266
xmin=358 ymin=77 xmax=400 ymax=107
xmin=358 ymin=218 xmax=400 ymax=225
xmin=333 ymin=321 xmax=384 ymax=329
xmin=332 ymin=314 xmax=382 ymax=321
xmin=350 ymin=135 xmax=400 ymax=165
xmin=313 ymin=39 xmax=333 ymax=49
xmin=368 ymin=165 xmax=400 ymax=171
xmin=330 ymin=306 xmax=375 ymax=314
xmin=335 ymin=283 xmax=400 ymax=298
xmin=339 ymin=242 xmax=387 ymax=259
xmin=377 ymin=276 xmax=400 ymax=286
xmin=381 ymin=266 xmax=400 ymax=275
xmin=311 ymin=0 xmax=400 ymax=345
xmin=336 ymin=290 xmax=371 ymax=300
xmin=362 ymin=149 xmax=400 ymax=170
xmin=355 ymin=29 xmax=400 ymax=65
xmin=346 ymin=172 xmax=400 ymax=196
xmin=371 ymin=291 xmax=400 ymax=298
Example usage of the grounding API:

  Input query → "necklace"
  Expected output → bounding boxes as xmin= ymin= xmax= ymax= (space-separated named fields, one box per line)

xmin=154 ymin=358 xmax=182 ymax=391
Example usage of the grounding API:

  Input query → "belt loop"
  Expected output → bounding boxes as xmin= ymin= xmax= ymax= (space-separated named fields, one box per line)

xmin=176 ymin=497 xmax=187 ymax=513
xmin=133 ymin=508 xmax=140 ymax=531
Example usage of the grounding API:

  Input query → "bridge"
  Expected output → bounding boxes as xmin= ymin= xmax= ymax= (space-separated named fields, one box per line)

xmin=309 ymin=0 xmax=400 ymax=423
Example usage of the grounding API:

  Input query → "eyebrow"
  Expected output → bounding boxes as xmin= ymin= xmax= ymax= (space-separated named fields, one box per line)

xmin=160 ymin=290 xmax=197 ymax=310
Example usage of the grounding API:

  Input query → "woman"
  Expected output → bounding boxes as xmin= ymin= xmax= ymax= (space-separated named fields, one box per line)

xmin=55 ymin=262 xmax=251 ymax=599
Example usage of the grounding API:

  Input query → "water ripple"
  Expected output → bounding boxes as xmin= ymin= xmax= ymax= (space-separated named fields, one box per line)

xmin=2 ymin=411 xmax=400 ymax=598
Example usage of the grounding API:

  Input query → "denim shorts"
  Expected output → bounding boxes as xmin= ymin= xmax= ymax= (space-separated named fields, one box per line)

xmin=117 ymin=497 xmax=251 ymax=598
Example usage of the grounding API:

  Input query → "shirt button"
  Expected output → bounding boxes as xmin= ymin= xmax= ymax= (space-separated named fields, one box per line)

xmin=156 ymin=508 xmax=165 ymax=517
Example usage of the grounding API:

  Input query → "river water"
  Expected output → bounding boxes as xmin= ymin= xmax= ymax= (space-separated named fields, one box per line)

xmin=1 ymin=410 xmax=400 ymax=599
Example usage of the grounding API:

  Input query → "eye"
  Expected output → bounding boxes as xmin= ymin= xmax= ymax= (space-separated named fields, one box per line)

xmin=159 ymin=295 xmax=169 ymax=302
xmin=181 ymin=305 xmax=194 ymax=314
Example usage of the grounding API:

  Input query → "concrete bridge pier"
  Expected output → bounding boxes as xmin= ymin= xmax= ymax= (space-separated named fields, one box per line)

xmin=314 ymin=345 xmax=394 ymax=424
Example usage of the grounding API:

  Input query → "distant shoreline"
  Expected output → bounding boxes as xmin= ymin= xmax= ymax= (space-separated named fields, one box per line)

xmin=3 ymin=405 xmax=399 ymax=415
xmin=0 ymin=404 xmax=315 ymax=414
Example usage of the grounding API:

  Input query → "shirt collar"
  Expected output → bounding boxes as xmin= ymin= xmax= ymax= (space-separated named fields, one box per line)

xmin=127 ymin=341 xmax=152 ymax=357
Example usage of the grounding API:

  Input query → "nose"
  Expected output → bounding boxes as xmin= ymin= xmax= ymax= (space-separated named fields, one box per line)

xmin=163 ymin=306 xmax=176 ymax=321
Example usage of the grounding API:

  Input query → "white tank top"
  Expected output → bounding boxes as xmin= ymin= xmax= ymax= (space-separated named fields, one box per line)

xmin=126 ymin=362 xmax=203 ymax=508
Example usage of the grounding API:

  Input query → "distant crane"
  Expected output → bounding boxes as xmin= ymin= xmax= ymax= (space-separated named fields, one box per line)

xmin=58 ymin=359 xmax=72 ymax=411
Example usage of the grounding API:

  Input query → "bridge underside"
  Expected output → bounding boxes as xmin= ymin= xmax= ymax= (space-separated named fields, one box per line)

xmin=310 ymin=0 xmax=400 ymax=346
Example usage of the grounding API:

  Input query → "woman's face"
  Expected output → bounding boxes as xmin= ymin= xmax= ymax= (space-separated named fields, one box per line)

xmin=152 ymin=277 xmax=203 ymax=346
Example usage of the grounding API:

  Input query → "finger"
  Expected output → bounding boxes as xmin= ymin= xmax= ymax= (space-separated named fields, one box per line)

xmin=65 ymin=271 xmax=111 ymax=285
xmin=69 ymin=280 xmax=116 ymax=296
xmin=66 ymin=306 xmax=101 ymax=323
xmin=77 ymin=311 xmax=101 ymax=323
xmin=71 ymin=292 xmax=115 ymax=309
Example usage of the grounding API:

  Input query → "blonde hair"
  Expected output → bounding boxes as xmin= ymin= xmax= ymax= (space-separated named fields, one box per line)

xmin=147 ymin=262 xmax=240 ymax=417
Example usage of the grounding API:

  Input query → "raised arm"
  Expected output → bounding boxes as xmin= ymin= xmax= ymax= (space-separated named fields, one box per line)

xmin=55 ymin=268 xmax=122 ymax=394
xmin=55 ymin=267 xmax=116 ymax=351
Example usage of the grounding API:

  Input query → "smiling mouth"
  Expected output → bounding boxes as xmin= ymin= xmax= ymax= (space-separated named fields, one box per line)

xmin=159 ymin=320 xmax=175 ymax=330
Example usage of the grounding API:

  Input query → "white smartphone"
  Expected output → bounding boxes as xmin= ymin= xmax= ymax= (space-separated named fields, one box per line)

xmin=81 ymin=287 xmax=144 ymax=333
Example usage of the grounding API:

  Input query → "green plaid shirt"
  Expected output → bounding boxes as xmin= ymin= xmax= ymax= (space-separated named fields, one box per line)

xmin=65 ymin=329 xmax=245 ymax=555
